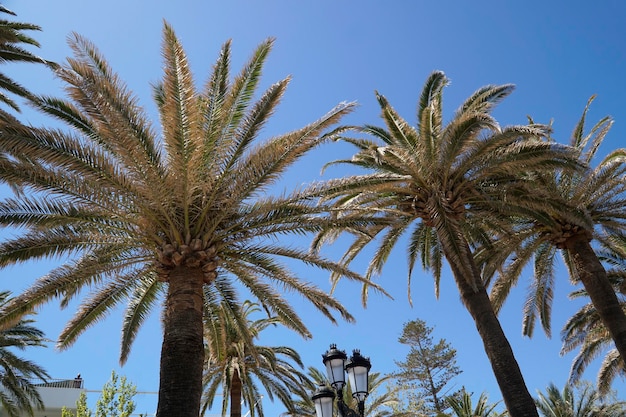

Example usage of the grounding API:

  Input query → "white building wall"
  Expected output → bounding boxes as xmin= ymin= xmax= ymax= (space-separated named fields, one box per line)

xmin=34 ymin=386 xmax=84 ymax=417
xmin=0 ymin=378 xmax=84 ymax=417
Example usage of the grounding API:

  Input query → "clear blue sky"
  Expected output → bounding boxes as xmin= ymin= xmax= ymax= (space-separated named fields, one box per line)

xmin=2 ymin=1 xmax=626 ymax=415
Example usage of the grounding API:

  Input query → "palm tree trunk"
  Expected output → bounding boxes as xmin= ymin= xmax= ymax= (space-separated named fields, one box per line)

xmin=230 ymin=370 xmax=243 ymax=417
xmin=156 ymin=266 xmax=205 ymax=417
xmin=442 ymin=238 xmax=539 ymax=417
xmin=565 ymin=234 xmax=626 ymax=362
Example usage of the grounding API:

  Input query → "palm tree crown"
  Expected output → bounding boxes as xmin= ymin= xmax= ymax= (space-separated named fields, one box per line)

xmin=202 ymin=300 xmax=311 ymax=417
xmin=446 ymin=391 xmax=507 ymax=417
xmin=0 ymin=291 xmax=50 ymax=417
xmin=0 ymin=23 xmax=365 ymax=417
xmin=486 ymin=96 xmax=626 ymax=362
xmin=535 ymin=382 xmax=626 ymax=417
xmin=307 ymin=71 xmax=577 ymax=417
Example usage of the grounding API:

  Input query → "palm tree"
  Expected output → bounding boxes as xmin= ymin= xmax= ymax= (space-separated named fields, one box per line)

xmin=202 ymin=300 xmax=311 ymax=417
xmin=0 ymin=5 xmax=50 ymax=114
xmin=0 ymin=291 xmax=50 ymax=417
xmin=486 ymin=96 xmax=626 ymax=362
xmin=535 ymin=382 xmax=626 ymax=417
xmin=0 ymin=23 xmax=370 ymax=417
xmin=308 ymin=71 xmax=575 ymax=416
xmin=446 ymin=391 xmax=507 ymax=417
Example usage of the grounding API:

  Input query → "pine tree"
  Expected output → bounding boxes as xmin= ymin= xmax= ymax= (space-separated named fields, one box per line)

xmin=393 ymin=318 xmax=461 ymax=416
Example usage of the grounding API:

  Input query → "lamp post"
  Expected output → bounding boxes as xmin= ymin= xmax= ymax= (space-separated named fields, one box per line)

xmin=311 ymin=344 xmax=371 ymax=417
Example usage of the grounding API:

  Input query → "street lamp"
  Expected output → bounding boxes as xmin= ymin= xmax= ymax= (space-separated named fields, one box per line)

xmin=311 ymin=344 xmax=371 ymax=417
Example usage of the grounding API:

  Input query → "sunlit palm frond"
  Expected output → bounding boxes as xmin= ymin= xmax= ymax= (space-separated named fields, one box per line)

xmin=0 ymin=8 xmax=49 ymax=113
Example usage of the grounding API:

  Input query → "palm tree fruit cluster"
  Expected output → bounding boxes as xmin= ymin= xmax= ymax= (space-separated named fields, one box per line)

xmin=156 ymin=240 xmax=218 ymax=283
xmin=537 ymin=219 xmax=592 ymax=249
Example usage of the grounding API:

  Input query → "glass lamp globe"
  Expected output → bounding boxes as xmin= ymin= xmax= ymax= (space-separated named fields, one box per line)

xmin=312 ymin=385 xmax=335 ymax=417
xmin=322 ymin=343 xmax=347 ymax=390
xmin=346 ymin=349 xmax=371 ymax=402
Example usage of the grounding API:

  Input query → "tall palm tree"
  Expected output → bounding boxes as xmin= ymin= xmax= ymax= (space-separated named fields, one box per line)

xmin=0 ymin=291 xmax=50 ymax=417
xmin=202 ymin=300 xmax=311 ymax=417
xmin=0 ymin=23 xmax=370 ymax=417
xmin=446 ymin=391 xmax=507 ymax=417
xmin=308 ymin=71 xmax=576 ymax=416
xmin=535 ymin=382 xmax=626 ymax=417
xmin=486 ymin=97 xmax=626 ymax=361
xmin=0 ymin=5 xmax=50 ymax=114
